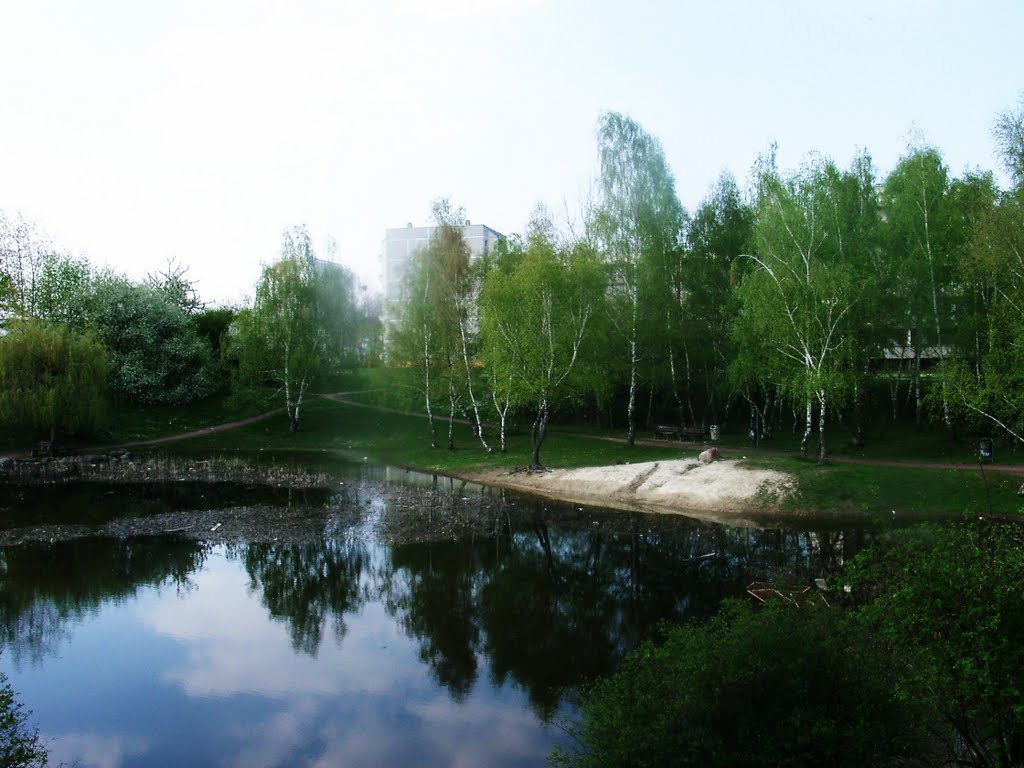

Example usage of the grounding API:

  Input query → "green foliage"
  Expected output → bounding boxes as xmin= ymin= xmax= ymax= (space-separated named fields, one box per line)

xmin=81 ymin=275 xmax=218 ymax=405
xmin=385 ymin=199 xmax=488 ymax=449
xmin=553 ymin=599 xmax=922 ymax=768
xmin=194 ymin=306 xmax=237 ymax=359
xmin=943 ymin=181 xmax=1024 ymax=443
xmin=849 ymin=523 xmax=1024 ymax=767
xmin=734 ymin=152 xmax=874 ymax=461
xmin=0 ymin=319 xmax=107 ymax=442
xmin=559 ymin=522 xmax=1024 ymax=768
xmin=681 ymin=173 xmax=754 ymax=418
xmin=230 ymin=225 xmax=358 ymax=431
xmin=479 ymin=225 xmax=607 ymax=466
xmin=593 ymin=112 xmax=686 ymax=443
xmin=993 ymin=92 xmax=1024 ymax=189
xmin=0 ymin=671 xmax=46 ymax=768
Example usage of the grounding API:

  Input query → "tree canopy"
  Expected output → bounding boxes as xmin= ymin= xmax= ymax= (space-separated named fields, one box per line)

xmin=230 ymin=225 xmax=358 ymax=432
xmin=0 ymin=319 xmax=107 ymax=443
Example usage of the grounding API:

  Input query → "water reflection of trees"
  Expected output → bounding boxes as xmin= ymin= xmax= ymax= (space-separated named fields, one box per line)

xmin=373 ymin=498 xmax=872 ymax=719
xmin=0 ymin=537 xmax=206 ymax=666
xmin=0 ymin=492 xmax=874 ymax=718
xmin=379 ymin=541 xmax=481 ymax=701
xmin=239 ymin=534 xmax=369 ymax=656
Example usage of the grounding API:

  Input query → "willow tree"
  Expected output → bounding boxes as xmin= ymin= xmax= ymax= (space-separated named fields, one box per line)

xmin=479 ymin=225 xmax=605 ymax=469
xmin=593 ymin=112 xmax=685 ymax=445
xmin=0 ymin=319 xmax=107 ymax=444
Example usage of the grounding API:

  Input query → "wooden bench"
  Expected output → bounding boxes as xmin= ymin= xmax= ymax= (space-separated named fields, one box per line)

xmin=653 ymin=425 xmax=680 ymax=440
xmin=653 ymin=425 xmax=706 ymax=441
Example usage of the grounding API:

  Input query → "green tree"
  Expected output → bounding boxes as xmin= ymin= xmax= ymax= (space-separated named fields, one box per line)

xmin=0 ymin=671 xmax=46 ymax=768
xmin=0 ymin=319 xmax=107 ymax=444
xmin=592 ymin=112 xmax=685 ymax=445
xmin=479 ymin=224 xmax=605 ymax=469
xmin=735 ymin=153 xmax=863 ymax=463
xmin=881 ymin=145 xmax=961 ymax=428
xmin=146 ymin=258 xmax=205 ymax=316
xmin=993 ymin=91 xmax=1024 ymax=188
xmin=0 ymin=212 xmax=90 ymax=327
xmin=388 ymin=200 xmax=490 ymax=450
xmin=231 ymin=225 xmax=356 ymax=432
xmin=684 ymin=172 xmax=754 ymax=424
xmin=942 ymin=96 xmax=1024 ymax=444
xmin=80 ymin=275 xmax=218 ymax=405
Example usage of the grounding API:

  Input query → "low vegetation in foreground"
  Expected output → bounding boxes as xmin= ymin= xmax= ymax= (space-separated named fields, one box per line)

xmin=553 ymin=522 xmax=1024 ymax=768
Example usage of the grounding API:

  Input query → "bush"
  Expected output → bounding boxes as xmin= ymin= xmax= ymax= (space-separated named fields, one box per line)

xmin=553 ymin=598 xmax=923 ymax=768
xmin=849 ymin=522 xmax=1024 ymax=767
xmin=0 ymin=671 xmax=46 ymax=767
xmin=81 ymin=276 xmax=218 ymax=405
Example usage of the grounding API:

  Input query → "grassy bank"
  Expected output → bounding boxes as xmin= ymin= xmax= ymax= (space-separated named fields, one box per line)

xmin=159 ymin=395 xmax=1022 ymax=519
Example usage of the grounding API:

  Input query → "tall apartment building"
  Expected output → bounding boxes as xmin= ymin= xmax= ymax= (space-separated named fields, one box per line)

xmin=382 ymin=221 xmax=504 ymax=301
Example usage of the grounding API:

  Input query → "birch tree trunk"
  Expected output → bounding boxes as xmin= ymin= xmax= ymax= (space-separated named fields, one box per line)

xmin=447 ymin=367 xmax=457 ymax=450
xmin=531 ymin=398 xmax=550 ymax=470
xmin=492 ymin=390 xmax=510 ymax=453
xmin=626 ymin=297 xmax=639 ymax=446
xmin=816 ymin=389 xmax=828 ymax=464
xmin=800 ymin=396 xmax=813 ymax=460
xmin=459 ymin=314 xmax=491 ymax=452
xmin=423 ymin=328 xmax=437 ymax=448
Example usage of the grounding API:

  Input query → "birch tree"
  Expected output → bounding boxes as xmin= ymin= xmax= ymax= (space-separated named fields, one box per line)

xmin=389 ymin=200 xmax=491 ymax=451
xmin=593 ymin=112 xmax=685 ymax=445
xmin=737 ymin=154 xmax=861 ymax=463
xmin=479 ymin=228 xmax=605 ymax=469
xmin=881 ymin=146 xmax=959 ymax=428
xmin=231 ymin=225 xmax=355 ymax=432
xmin=943 ymin=96 xmax=1024 ymax=444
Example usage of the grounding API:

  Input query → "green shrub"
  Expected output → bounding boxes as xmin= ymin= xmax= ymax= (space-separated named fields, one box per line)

xmin=553 ymin=598 xmax=923 ymax=768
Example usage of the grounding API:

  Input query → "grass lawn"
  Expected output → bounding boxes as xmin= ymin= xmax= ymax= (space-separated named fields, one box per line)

xmin=0 ymin=389 xmax=281 ymax=453
xmin=741 ymin=454 xmax=1020 ymax=519
xmin=160 ymin=396 xmax=1023 ymax=519
xmin=169 ymin=395 xmax=691 ymax=472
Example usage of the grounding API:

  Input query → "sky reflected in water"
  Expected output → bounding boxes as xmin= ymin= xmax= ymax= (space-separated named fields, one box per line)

xmin=0 ymin=473 xmax=870 ymax=767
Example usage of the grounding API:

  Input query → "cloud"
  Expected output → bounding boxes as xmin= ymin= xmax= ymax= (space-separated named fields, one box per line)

xmin=44 ymin=731 xmax=150 ymax=768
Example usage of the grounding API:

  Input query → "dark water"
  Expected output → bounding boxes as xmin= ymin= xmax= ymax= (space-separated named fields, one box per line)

xmin=0 ymin=462 xmax=873 ymax=767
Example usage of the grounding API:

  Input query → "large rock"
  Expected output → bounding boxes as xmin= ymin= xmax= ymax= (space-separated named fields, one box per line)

xmin=698 ymin=447 xmax=720 ymax=464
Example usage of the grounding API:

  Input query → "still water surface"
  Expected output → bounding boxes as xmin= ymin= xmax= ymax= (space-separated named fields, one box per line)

xmin=0 ymin=461 xmax=870 ymax=767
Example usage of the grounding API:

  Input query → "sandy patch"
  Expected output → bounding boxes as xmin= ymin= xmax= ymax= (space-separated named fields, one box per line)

xmin=466 ymin=459 xmax=794 ymax=524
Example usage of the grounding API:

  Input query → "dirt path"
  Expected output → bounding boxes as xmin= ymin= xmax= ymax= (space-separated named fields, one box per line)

xmin=108 ymin=408 xmax=283 ymax=449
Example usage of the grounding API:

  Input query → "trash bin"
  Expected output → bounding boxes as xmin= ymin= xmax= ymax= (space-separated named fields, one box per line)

xmin=980 ymin=439 xmax=993 ymax=461
xmin=710 ymin=425 xmax=720 ymax=442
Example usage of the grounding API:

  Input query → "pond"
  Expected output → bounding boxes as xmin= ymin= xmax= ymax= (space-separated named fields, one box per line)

xmin=0 ymin=458 xmax=875 ymax=767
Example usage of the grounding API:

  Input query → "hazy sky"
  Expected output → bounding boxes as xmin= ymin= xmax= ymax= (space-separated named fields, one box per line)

xmin=2 ymin=1 xmax=1021 ymax=305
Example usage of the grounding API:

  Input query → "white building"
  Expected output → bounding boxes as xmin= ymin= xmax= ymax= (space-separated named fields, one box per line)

xmin=382 ymin=221 xmax=503 ymax=301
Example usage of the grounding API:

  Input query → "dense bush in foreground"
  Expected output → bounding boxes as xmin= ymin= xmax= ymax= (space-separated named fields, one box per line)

xmin=554 ymin=522 xmax=1024 ymax=768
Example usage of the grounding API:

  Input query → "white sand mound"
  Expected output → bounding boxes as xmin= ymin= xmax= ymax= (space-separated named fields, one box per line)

xmin=470 ymin=459 xmax=793 ymax=523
